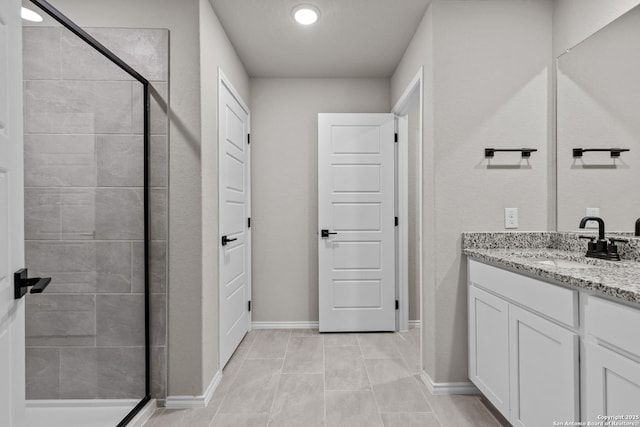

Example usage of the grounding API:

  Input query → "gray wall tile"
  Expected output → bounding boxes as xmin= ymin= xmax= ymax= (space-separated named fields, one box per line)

xmin=98 ymin=347 xmax=146 ymax=399
xmin=60 ymin=348 xmax=98 ymax=399
xmin=151 ymin=293 xmax=166 ymax=346
xmin=132 ymin=240 xmax=167 ymax=294
xmin=151 ymin=346 xmax=167 ymax=399
xmin=26 ymin=348 xmax=60 ymax=399
xmin=96 ymin=294 xmax=145 ymax=346
xmin=95 ymin=188 xmax=144 ymax=240
xmin=86 ymin=28 xmax=169 ymax=81
xmin=26 ymin=241 xmax=98 ymax=293
xmin=24 ymin=80 xmax=133 ymax=134
xmin=60 ymin=28 xmax=132 ymax=81
xmin=23 ymin=27 xmax=62 ymax=80
xmin=150 ymin=189 xmax=167 ymax=240
xmin=96 ymin=242 xmax=132 ymax=293
xmin=133 ymin=82 xmax=168 ymax=135
xmin=60 ymin=189 xmax=96 ymax=240
xmin=151 ymin=135 xmax=168 ymax=187
xmin=25 ymin=294 xmax=96 ymax=346
xmin=97 ymin=134 xmax=144 ymax=187
xmin=24 ymin=134 xmax=96 ymax=187
xmin=24 ymin=188 xmax=61 ymax=240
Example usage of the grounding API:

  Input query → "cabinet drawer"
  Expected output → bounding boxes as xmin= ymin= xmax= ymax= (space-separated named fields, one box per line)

xmin=468 ymin=260 xmax=578 ymax=328
xmin=585 ymin=295 xmax=640 ymax=357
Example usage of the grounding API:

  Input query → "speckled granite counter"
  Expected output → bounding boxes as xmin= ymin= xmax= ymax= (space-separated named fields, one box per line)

xmin=463 ymin=232 xmax=640 ymax=305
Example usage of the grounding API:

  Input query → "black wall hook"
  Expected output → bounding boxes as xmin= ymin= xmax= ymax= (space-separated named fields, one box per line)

xmin=14 ymin=268 xmax=51 ymax=299
xmin=485 ymin=148 xmax=538 ymax=158
xmin=573 ymin=148 xmax=630 ymax=158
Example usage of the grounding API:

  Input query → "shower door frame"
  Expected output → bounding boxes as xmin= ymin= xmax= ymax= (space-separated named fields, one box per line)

xmin=26 ymin=1 xmax=151 ymax=425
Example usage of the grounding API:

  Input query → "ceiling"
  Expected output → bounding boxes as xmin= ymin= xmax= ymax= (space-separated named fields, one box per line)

xmin=210 ymin=0 xmax=431 ymax=78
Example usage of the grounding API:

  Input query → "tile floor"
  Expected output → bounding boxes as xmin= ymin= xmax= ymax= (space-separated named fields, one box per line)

xmin=144 ymin=328 xmax=508 ymax=427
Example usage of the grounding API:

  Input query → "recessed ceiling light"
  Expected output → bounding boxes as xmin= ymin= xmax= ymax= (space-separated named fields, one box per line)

xmin=21 ymin=7 xmax=43 ymax=22
xmin=292 ymin=5 xmax=319 ymax=25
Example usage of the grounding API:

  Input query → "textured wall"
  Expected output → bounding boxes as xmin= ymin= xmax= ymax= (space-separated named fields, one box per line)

xmin=250 ymin=78 xmax=390 ymax=323
xmin=391 ymin=0 xmax=553 ymax=383
xmin=23 ymin=26 xmax=168 ymax=400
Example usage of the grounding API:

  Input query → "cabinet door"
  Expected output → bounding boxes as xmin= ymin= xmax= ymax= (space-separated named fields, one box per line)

xmin=585 ymin=342 xmax=640 ymax=421
xmin=509 ymin=305 xmax=579 ymax=426
xmin=468 ymin=285 xmax=510 ymax=416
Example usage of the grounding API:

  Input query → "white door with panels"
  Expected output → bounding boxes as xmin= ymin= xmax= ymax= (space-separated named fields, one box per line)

xmin=1 ymin=0 xmax=26 ymax=425
xmin=219 ymin=76 xmax=251 ymax=368
xmin=318 ymin=113 xmax=396 ymax=332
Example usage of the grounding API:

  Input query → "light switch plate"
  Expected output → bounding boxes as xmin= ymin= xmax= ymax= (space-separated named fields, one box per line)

xmin=585 ymin=208 xmax=600 ymax=229
xmin=505 ymin=208 xmax=518 ymax=229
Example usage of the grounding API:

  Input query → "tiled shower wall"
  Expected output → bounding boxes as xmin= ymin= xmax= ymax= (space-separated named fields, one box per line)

xmin=23 ymin=26 xmax=168 ymax=401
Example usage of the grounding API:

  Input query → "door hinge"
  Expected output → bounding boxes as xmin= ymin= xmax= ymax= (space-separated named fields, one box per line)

xmin=247 ymin=134 xmax=251 ymax=145
xmin=394 ymin=133 xmax=398 ymax=143
xmin=395 ymin=300 xmax=399 ymax=310
xmin=395 ymin=216 xmax=399 ymax=227
xmin=248 ymin=217 xmax=251 ymax=228
xmin=248 ymin=300 xmax=252 ymax=312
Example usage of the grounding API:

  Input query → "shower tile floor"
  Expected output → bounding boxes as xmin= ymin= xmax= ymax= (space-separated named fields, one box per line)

xmin=144 ymin=328 xmax=507 ymax=427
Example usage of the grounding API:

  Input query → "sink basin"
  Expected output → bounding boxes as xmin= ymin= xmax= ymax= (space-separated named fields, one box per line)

xmin=536 ymin=258 xmax=595 ymax=269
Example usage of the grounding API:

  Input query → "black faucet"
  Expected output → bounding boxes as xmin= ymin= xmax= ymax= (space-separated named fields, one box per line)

xmin=635 ymin=218 xmax=640 ymax=237
xmin=579 ymin=216 xmax=605 ymax=240
xmin=578 ymin=216 xmax=626 ymax=261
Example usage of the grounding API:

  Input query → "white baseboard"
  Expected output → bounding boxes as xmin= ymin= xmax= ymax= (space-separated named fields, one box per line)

xmin=421 ymin=370 xmax=479 ymax=395
xmin=128 ymin=399 xmax=157 ymax=427
xmin=165 ymin=370 xmax=221 ymax=409
xmin=409 ymin=320 xmax=421 ymax=328
xmin=251 ymin=321 xmax=319 ymax=329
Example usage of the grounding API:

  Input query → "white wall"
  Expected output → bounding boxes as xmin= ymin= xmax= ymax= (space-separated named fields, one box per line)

xmin=199 ymin=0 xmax=249 ymax=390
xmin=392 ymin=0 xmax=552 ymax=383
xmin=407 ymin=94 xmax=421 ymax=321
xmin=250 ymin=78 xmax=389 ymax=322
xmin=553 ymin=0 xmax=640 ymax=56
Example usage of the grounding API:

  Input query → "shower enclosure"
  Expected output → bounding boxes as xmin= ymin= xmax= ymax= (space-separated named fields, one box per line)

xmin=21 ymin=0 xmax=156 ymax=425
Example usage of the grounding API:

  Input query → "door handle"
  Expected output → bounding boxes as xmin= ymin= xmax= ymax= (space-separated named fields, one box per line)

xmin=321 ymin=229 xmax=338 ymax=238
xmin=221 ymin=235 xmax=238 ymax=246
xmin=14 ymin=268 xmax=51 ymax=299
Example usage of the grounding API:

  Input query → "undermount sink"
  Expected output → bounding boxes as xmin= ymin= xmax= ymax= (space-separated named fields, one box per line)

xmin=535 ymin=258 xmax=595 ymax=269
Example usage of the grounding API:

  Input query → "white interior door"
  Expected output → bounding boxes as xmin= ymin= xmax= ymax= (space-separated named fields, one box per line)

xmin=219 ymin=76 xmax=251 ymax=367
xmin=318 ymin=113 xmax=396 ymax=332
xmin=1 ymin=0 xmax=26 ymax=425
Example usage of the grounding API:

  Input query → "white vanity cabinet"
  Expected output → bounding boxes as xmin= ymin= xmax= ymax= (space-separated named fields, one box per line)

xmin=584 ymin=296 xmax=640 ymax=420
xmin=468 ymin=260 xmax=580 ymax=426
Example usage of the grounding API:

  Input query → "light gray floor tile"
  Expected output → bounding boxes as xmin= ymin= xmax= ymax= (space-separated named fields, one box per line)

xmin=381 ymin=412 xmax=440 ymax=427
xmin=425 ymin=395 xmax=503 ymax=427
xmin=324 ymin=345 xmax=370 ymax=390
xmin=394 ymin=332 xmax=421 ymax=374
xmin=218 ymin=358 xmax=282 ymax=414
xmin=246 ymin=329 xmax=290 ymax=359
xmin=269 ymin=373 xmax=324 ymax=427
xmin=324 ymin=333 xmax=358 ymax=346
xmin=209 ymin=412 xmax=269 ymax=427
xmin=365 ymin=358 xmax=431 ymax=413
xmin=290 ymin=328 xmax=319 ymax=336
xmin=325 ymin=390 xmax=382 ymax=427
xmin=357 ymin=333 xmax=403 ymax=359
xmin=147 ymin=408 xmax=216 ymax=427
xmin=282 ymin=336 xmax=323 ymax=373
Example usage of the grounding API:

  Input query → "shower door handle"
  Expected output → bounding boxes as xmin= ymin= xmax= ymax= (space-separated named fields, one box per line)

xmin=14 ymin=268 xmax=52 ymax=299
xmin=221 ymin=235 xmax=237 ymax=246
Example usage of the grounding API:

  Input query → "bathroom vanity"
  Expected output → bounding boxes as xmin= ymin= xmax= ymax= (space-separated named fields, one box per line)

xmin=464 ymin=233 xmax=640 ymax=427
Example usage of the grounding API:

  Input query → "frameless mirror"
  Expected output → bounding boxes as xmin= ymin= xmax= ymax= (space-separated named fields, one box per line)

xmin=556 ymin=5 xmax=640 ymax=232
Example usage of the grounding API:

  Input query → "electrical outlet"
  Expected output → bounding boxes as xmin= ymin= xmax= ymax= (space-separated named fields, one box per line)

xmin=585 ymin=208 xmax=600 ymax=229
xmin=505 ymin=208 xmax=518 ymax=229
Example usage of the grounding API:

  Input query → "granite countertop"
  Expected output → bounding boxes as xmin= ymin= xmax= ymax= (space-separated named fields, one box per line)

xmin=463 ymin=232 xmax=640 ymax=306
